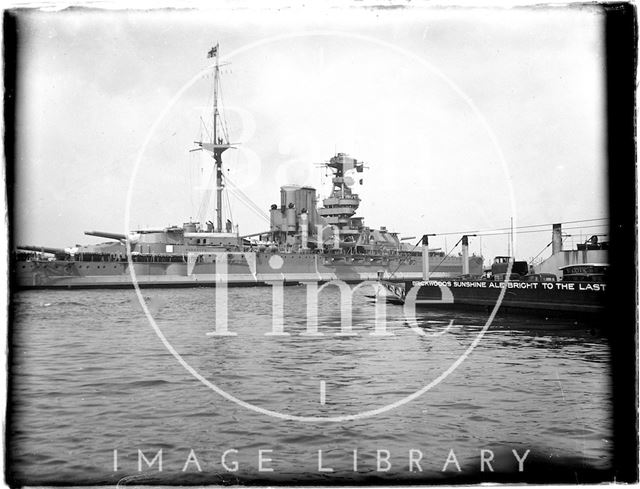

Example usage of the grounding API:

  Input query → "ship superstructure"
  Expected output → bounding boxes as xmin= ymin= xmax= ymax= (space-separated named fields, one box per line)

xmin=268 ymin=154 xmax=407 ymax=255
xmin=316 ymin=154 xmax=363 ymax=245
xmin=532 ymin=224 xmax=608 ymax=276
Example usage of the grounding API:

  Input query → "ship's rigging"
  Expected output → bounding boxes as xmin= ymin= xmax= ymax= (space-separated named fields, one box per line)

xmin=190 ymin=44 xmax=272 ymax=233
xmin=192 ymin=43 xmax=235 ymax=233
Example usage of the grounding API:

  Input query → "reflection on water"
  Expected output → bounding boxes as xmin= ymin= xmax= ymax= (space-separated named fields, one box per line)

xmin=9 ymin=285 xmax=613 ymax=484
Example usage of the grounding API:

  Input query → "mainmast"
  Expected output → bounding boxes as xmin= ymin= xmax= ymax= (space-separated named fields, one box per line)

xmin=212 ymin=43 xmax=223 ymax=234
xmin=194 ymin=43 xmax=233 ymax=233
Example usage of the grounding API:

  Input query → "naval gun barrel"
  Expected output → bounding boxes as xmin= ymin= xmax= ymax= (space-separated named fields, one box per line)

xmin=17 ymin=245 xmax=67 ymax=256
xmin=85 ymin=230 xmax=127 ymax=241
xmin=239 ymin=230 xmax=272 ymax=239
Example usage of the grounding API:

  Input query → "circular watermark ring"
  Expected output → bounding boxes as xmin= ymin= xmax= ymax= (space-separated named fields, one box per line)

xmin=125 ymin=30 xmax=516 ymax=423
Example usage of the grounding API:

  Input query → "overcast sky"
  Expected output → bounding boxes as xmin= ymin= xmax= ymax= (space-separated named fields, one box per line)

xmin=13 ymin=5 xmax=607 ymax=263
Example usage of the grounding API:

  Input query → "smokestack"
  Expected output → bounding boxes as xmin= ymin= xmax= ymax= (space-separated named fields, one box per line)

xmin=421 ymin=235 xmax=430 ymax=280
xmin=552 ymin=223 xmax=562 ymax=255
xmin=285 ymin=205 xmax=296 ymax=232
xmin=300 ymin=213 xmax=308 ymax=249
xmin=462 ymin=235 xmax=469 ymax=275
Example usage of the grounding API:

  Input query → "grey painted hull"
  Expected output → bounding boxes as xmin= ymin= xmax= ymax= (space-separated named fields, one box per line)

xmin=15 ymin=252 xmax=483 ymax=289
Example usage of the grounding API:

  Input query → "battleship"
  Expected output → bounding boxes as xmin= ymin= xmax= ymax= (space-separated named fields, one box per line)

xmin=14 ymin=45 xmax=482 ymax=289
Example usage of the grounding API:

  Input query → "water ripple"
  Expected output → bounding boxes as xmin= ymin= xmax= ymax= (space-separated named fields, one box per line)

xmin=8 ymin=287 xmax=613 ymax=484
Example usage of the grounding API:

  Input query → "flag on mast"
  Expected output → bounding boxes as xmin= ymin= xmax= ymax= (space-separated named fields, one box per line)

xmin=207 ymin=45 xmax=218 ymax=58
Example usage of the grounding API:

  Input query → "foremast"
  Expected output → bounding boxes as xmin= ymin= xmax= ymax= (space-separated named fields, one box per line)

xmin=194 ymin=43 xmax=233 ymax=233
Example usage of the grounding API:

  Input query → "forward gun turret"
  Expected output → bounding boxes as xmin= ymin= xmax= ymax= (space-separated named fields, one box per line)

xmin=17 ymin=245 xmax=68 ymax=259
xmin=84 ymin=230 xmax=127 ymax=242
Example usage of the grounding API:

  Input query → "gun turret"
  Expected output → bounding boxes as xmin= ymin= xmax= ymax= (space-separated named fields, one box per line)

xmin=17 ymin=245 xmax=68 ymax=258
xmin=84 ymin=230 xmax=127 ymax=242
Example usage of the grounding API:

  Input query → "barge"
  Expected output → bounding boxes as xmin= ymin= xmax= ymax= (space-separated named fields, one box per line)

xmin=380 ymin=231 xmax=608 ymax=320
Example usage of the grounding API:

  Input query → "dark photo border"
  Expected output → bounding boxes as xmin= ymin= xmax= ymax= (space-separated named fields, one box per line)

xmin=3 ymin=2 xmax=638 ymax=485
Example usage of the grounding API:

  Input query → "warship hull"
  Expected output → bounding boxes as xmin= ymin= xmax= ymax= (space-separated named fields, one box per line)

xmin=15 ymin=252 xmax=483 ymax=289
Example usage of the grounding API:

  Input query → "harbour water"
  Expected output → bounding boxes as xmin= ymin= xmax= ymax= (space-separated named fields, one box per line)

xmin=8 ymin=286 xmax=613 ymax=484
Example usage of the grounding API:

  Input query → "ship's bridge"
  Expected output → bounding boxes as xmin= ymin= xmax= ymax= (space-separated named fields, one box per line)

xmin=321 ymin=196 xmax=360 ymax=207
